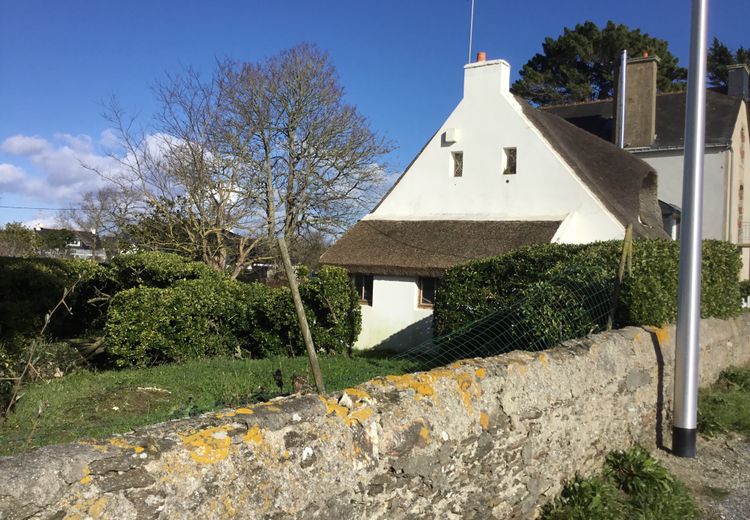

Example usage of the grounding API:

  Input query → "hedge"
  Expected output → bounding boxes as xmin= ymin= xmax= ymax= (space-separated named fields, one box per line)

xmin=0 ymin=257 xmax=107 ymax=339
xmin=108 ymin=251 xmax=219 ymax=290
xmin=104 ymin=266 xmax=361 ymax=367
xmin=433 ymin=240 xmax=742 ymax=353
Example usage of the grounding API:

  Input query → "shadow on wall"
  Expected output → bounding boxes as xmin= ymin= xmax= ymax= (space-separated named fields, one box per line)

xmin=372 ymin=315 xmax=434 ymax=354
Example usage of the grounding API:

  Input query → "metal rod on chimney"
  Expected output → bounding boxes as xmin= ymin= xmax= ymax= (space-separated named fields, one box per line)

xmin=617 ymin=49 xmax=627 ymax=148
xmin=673 ymin=0 xmax=709 ymax=459
xmin=467 ymin=0 xmax=475 ymax=64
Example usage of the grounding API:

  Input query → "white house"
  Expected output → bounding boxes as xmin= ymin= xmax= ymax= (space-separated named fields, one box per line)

xmin=321 ymin=54 xmax=667 ymax=351
xmin=546 ymin=60 xmax=750 ymax=277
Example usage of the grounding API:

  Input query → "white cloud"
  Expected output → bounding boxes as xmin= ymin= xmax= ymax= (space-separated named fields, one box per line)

xmin=0 ymin=163 xmax=26 ymax=185
xmin=1 ymin=135 xmax=49 ymax=156
xmin=0 ymin=133 xmax=125 ymax=202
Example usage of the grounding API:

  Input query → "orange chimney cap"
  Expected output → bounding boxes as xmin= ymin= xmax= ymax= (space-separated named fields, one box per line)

xmin=476 ymin=51 xmax=487 ymax=62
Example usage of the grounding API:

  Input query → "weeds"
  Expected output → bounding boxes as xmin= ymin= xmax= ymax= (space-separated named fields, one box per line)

xmin=698 ymin=365 xmax=750 ymax=436
xmin=542 ymin=446 xmax=699 ymax=519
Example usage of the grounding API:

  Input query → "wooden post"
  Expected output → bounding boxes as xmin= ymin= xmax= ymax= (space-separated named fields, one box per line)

xmin=607 ymin=224 xmax=633 ymax=331
xmin=277 ymin=237 xmax=325 ymax=393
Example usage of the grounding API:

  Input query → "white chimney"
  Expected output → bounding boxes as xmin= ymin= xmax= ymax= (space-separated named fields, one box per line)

xmin=463 ymin=51 xmax=511 ymax=100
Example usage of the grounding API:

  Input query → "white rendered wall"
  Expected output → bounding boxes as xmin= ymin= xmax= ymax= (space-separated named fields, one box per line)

xmin=369 ymin=59 xmax=624 ymax=243
xmin=635 ymin=148 xmax=727 ymax=239
xmin=356 ymin=276 xmax=433 ymax=351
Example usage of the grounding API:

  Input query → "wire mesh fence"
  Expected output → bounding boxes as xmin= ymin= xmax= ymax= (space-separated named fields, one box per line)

xmin=393 ymin=259 xmax=621 ymax=371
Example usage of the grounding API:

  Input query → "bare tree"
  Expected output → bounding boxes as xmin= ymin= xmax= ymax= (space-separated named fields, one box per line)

xmin=220 ymin=43 xmax=393 ymax=244
xmin=88 ymin=71 xmax=265 ymax=278
xmin=85 ymin=43 xmax=390 ymax=275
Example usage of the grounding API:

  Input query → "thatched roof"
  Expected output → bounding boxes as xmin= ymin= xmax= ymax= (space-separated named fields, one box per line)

xmin=520 ymin=100 xmax=667 ymax=239
xmin=320 ymin=220 xmax=561 ymax=277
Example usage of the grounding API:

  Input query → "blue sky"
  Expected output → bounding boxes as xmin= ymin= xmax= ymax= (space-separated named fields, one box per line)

xmin=1 ymin=0 xmax=748 ymax=226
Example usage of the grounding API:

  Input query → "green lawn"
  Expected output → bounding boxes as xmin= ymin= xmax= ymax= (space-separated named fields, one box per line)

xmin=0 ymin=354 xmax=417 ymax=455
xmin=699 ymin=365 xmax=750 ymax=436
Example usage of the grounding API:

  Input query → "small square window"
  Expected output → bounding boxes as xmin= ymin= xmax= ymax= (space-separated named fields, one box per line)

xmin=418 ymin=277 xmax=438 ymax=307
xmin=503 ymin=147 xmax=517 ymax=175
xmin=452 ymin=151 xmax=463 ymax=177
xmin=353 ymin=274 xmax=373 ymax=305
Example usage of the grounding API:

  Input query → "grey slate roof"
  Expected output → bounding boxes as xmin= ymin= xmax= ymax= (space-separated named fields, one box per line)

xmin=320 ymin=220 xmax=562 ymax=277
xmin=543 ymin=90 xmax=743 ymax=149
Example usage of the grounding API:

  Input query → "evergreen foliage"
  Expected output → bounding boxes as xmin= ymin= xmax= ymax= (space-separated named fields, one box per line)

xmin=512 ymin=21 xmax=687 ymax=106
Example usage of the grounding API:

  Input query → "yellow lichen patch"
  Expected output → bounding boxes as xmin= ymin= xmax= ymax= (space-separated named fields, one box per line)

xmin=653 ymin=326 xmax=670 ymax=346
xmin=419 ymin=426 xmax=431 ymax=443
xmin=474 ymin=367 xmax=487 ymax=379
xmin=479 ymin=411 xmax=490 ymax=430
xmin=455 ymin=372 xmax=482 ymax=415
xmin=235 ymin=407 xmax=254 ymax=415
xmin=88 ymin=497 xmax=108 ymax=519
xmin=448 ymin=359 xmax=469 ymax=369
xmin=263 ymin=405 xmax=281 ymax=412
xmin=538 ymin=353 xmax=549 ymax=367
xmin=108 ymin=437 xmax=144 ymax=454
xmin=347 ymin=406 xmax=373 ymax=426
xmin=244 ymin=425 xmax=264 ymax=445
xmin=343 ymin=387 xmax=371 ymax=400
xmin=214 ymin=411 xmax=236 ymax=418
xmin=79 ymin=466 xmax=92 ymax=485
xmin=319 ymin=395 xmax=349 ymax=420
xmin=180 ymin=425 xmax=234 ymax=464
xmin=385 ymin=374 xmax=435 ymax=398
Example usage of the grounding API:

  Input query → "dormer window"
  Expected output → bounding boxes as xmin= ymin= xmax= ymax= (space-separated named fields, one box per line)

xmin=503 ymin=147 xmax=517 ymax=175
xmin=452 ymin=151 xmax=463 ymax=177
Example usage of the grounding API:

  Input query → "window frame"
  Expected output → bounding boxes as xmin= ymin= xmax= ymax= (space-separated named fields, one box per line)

xmin=353 ymin=274 xmax=373 ymax=306
xmin=418 ymin=277 xmax=438 ymax=308
xmin=503 ymin=147 xmax=517 ymax=175
xmin=452 ymin=151 xmax=463 ymax=178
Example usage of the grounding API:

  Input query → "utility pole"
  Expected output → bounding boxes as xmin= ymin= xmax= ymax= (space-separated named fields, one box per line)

xmin=673 ymin=0 xmax=709 ymax=458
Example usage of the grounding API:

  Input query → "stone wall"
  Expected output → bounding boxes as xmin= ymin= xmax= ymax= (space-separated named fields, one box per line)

xmin=2 ymin=316 xmax=750 ymax=520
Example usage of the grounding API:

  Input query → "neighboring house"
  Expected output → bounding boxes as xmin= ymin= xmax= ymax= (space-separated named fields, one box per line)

xmin=34 ymin=227 xmax=107 ymax=261
xmin=545 ymin=59 xmax=750 ymax=276
xmin=321 ymin=53 xmax=667 ymax=351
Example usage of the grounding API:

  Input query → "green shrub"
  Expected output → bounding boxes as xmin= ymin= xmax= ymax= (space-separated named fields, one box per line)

xmin=0 ymin=257 xmax=107 ymax=339
xmin=542 ymin=446 xmax=699 ymax=519
xmin=105 ymin=278 xmax=253 ymax=367
xmin=434 ymin=239 xmax=741 ymax=343
xmin=104 ymin=266 xmax=361 ymax=367
xmin=433 ymin=243 xmax=585 ymax=336
xmin=108 ymin=251 xmax=218 ymax=290
xmin=300 ymin=266 xmax=362 ymax=353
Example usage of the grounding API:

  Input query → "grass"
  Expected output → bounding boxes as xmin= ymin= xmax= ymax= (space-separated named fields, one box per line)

xmin=541 ymin=446 xmax=700 ymax=519
xmin=698 ymin=365 xmax=750 ymax=436
xmin=0 ymin=353 xmax=418 ymax=455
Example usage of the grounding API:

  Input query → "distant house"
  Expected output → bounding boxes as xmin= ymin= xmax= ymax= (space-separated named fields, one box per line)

xmin=34 ymin=227 xmax=107 ymax=261
xmin=321 ymin=53 xmax=667 ymax=351
xmin=545 ymin=59 xmax=750 ymax=276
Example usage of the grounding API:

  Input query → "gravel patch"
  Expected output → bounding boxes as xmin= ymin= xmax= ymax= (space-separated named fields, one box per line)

xmin=654 ymin=433 xmax=750 ymax=520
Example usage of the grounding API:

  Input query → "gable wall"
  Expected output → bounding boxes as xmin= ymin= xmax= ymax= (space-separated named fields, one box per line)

xmin=635 ymin=148 xmax=727 ymax=240
xmin=369 ymin=68 xmax=623 ymax=243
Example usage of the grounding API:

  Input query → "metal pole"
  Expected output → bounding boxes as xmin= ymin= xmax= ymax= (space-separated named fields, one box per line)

xmin=467 ymin=0 xmax=475 ymax=64
xmin=673 ymin=0 xmax=708 ymax=459
xmin=617 ymin=49 xmax=627 ymax=148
